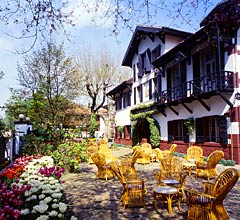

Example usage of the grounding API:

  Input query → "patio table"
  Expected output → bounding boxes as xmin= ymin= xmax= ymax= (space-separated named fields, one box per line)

xmin=183 ymin=162 xmax=196 ymax=176
xmin=153 ymin=186 xmax=180 ymax=214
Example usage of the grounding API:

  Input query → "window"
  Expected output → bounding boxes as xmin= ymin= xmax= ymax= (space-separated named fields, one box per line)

xmin=205 ymin=49 xmax=216 ymax=81
xmin=123 ymin=91 xmax=131 ymax=108
xmin=124 ymin=125 xmax=131 ymax=139
xmin=137 ymin=49 xmax=151 ymax=78
xmin=137 ymin=84 xmax=143 ymax=103
xmin=168 ymin=120 xmax=189 ymax=142
xmin=115 ymin=96 xmax=122 ymax=110
xmin=152 ymin=45 xmax=161 ymax=61
xmin=196 ymin=116 xmax=228 ymax=144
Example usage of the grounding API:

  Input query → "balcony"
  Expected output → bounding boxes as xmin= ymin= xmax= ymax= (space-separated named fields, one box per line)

xmin=156 ymin=70 xmax=234 ymax=106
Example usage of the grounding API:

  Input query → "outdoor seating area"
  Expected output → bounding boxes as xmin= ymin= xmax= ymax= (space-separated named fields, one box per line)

xmin=62 ymin=144 xmax=240 ymax=220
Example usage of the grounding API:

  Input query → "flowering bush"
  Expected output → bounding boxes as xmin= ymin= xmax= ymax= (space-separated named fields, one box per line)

xmin=0 ymin=164 xmax=25 ymax=187
xmin=39 ymin=166 xmax=65 ymax=179
xmin=0 ymin=156 xmax=70 ymax=220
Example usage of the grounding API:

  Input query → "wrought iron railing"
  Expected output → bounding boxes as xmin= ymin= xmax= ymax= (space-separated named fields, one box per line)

xmin=156 ymin=70 xmax=234 ymax=104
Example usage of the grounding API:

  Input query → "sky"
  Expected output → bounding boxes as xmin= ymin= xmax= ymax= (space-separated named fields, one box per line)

xmin=0 ymin=0 xmax=220 ymax=117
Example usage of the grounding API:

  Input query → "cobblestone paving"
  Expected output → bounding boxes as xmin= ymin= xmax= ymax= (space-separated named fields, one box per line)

xmin=61 ymin=147 xmax=240 ymax=220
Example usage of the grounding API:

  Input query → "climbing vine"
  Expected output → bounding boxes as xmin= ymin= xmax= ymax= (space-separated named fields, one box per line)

xmin=146 ymin=117 xmax=161 ymax=147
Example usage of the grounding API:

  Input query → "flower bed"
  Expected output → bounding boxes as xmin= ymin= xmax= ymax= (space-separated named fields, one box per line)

xmin=0 ymin=155 xmax=69 ymax=220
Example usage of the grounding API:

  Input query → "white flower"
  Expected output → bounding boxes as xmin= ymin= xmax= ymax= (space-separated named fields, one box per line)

xmin=20 ymin=209 xmax=30 ymax=215
xmin=36 ymin=215 xmax=49 ymax=220
xmin=52 ymin=192 xmax=62 ymax=199
xmin=51 ymin=203 xmax=59 ymax=209
xmin=59 ymin=202 xmax=67 ymax=213
xmin=30 ymin=187 xmax=39 ymax=194
xmin=30 ymin=195 xmax=37 ymax=200
xmin=53 ymin=199 xmax=58 ymax=203
xmin=39 ymin=194 xmax=46 ymax=200
xmin=43 ymin=196 xmax=52 ymax=204
xmin=58 ymin=213 xmax=63 ymax=218
xmin=49 ymin=210 xmax=58 ymax=217
xmin=42 ymin=184 xmax=50 ymax=190
xmin=70 ymin=216 xmax=78 ymax=220
xmin=33 ymin=204 xmax=49 ymax=213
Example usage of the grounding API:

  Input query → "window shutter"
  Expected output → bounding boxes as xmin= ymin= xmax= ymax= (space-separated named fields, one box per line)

xmin=128 ymin=90 xmax=131 ymax=106
xmin=133 ymin=64 xmax=136 ymax=82
xmin=183 ymin=119 xmax=189 ymax=143
xmin=140 ymin=84 xmax=143 ymax=102
xmin=219 ymin=116 xmax=228 ymax=144
xmin=134 ymin=87 xmax=136 ymax=105
xmin=149 ymin=79 xmax=152 ymax=100
xmin=138 ymin=55 xmax=143 ymax=78
xmin=195 ymin=118 xmax=203 ymax=143
xmin=168 ymin=121 xmax=174 ymax=142
xmin=146 ymin=48 xmax=151 ymax=72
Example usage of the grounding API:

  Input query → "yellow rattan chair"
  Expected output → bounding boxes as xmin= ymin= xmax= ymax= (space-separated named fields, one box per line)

xmin=185 ymin=146 xmax=203 ymax=163
xmin=91 ymin=152 xmax=114 ymax=181
xmin=110 ymin=160 xmax=147 ymax=209
xmin=154 ymin=156 xmax=186 ymax=202
xmin=87 ymin=145 xmax=99 ymax=164
xmin=120 ymin=149 xmax=141 ymax=175
xmin=162 ymin=143 xmax=177 ymax=158
xmin=136 ymin=143 xmax=152 ymax=164
xmin=185 ymin=168 xmax=239 ymax=220
xmin=196 ymin=150 xmax=224 ymax=180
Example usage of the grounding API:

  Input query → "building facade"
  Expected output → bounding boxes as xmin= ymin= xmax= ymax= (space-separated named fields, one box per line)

xmin=107 ymin=1 xmax=240 ymax=164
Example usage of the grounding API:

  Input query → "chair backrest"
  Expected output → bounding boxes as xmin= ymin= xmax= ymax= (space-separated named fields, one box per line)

xmin=160 ymin=156 xmax=183 ymax=179
xmin=87 ymin=145 xmax=98 ymax=155
xmin=212 ymin=168 xmax=239 ymax=202
xmin=207 ymin=150 xmax=224 ymax=168
xmin=170 ymin=144 xmax=177 ymax=153
xmin=153 ymin=148 xmax=163 ymax=160
xmin=186 ymin=146 xmax=203 ymax=161
xmin=109 ymin=160 xmax=126 ymax=185
xmin=91 ymin=152 xmax=107 ymax=166
xmin=131 ymin=148 xmax=142 ymax=165
xmin=99 ymin=143 xmax=108 ymax=151
xmin=141 ymin=143 xmax=152 ymax=150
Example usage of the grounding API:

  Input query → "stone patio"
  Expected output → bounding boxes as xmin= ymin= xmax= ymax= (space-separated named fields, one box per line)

xmin=61 ymin=147 xmax=240 ymax=220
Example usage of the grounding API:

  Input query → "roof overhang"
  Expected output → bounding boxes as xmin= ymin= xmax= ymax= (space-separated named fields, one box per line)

xmin=122 ymin=25 xmax=192 ymax=67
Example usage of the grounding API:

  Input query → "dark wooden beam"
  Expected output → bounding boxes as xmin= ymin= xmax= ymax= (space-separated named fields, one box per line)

xmin=181 ymin=102 xmax=193 ymax=114
xmin=168 ymin=106 xmax=179 ymax=116
xmin=198 ymin=98 xmax=210 ymax=111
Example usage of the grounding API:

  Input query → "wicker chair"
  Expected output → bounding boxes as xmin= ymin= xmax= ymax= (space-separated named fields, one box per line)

xmin=87 ymin=145 xmax=99 ymax=164
xmin=162 ymin=144 xmax=177 ymax=158
xmin=196 ymin=150 xmax=224 ymax=180
xmin=91 ymin=152 xmax=114 ymax=181
xmin=154 ymin=156 xmax=186 ymax=202
xmin=120 ymin=149 xmax=141 ymax=175
xmin=185 ymin=168 xmax=239 ymax=220
xmin=185 ymin=146 xmax=203 ymax=163
xmin=110 ymin=160 xmax=147 ymax=209
xmin=136 ymin=143 xmax=152 ymax=164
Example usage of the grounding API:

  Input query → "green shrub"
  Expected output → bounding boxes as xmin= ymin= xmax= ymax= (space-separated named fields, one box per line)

xmin=51 ymin=140 xmax=88 ymax=172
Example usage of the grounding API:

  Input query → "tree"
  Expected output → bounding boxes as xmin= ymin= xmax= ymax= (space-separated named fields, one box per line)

xmin=9 ymin=42 xmax=79 ymax=128
xmin=0 ymin=0 xmax=74 ymax=53
xmin=81 ymin=0 xmax=219 ymax=34
xmin=75 ymin=47 xmax=131 ymax=113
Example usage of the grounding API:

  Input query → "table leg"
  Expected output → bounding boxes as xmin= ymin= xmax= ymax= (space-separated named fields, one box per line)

xmin=166 ymin=195 xmax=173 ymax=214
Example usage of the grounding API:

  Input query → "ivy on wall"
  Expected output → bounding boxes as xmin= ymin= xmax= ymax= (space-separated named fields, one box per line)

xmin=146 ymin=117 xmax=161 ymax=147
xmin=130 ymin=104 xmax=161 ymax=147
